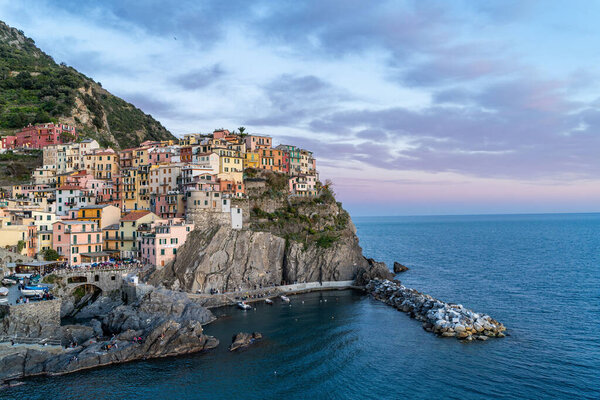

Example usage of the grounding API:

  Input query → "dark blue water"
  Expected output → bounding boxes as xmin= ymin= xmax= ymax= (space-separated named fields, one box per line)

xmin=4 ymin=213 xmax=599 ymax=399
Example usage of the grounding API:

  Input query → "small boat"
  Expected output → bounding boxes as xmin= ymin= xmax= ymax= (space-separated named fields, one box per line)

xmin=0 ymin=287 xmax=9 ymax=296
xmin=20 ymin=285 xmax=49 ymax=297
xmin=265 ymin=298 xmax=273 ymax=305
xmin=2 ymin=276 xmax=18 ymax=286
xmin=280 ymin=295 xmax=290 ymax=303
xmin=237 ymin=301 xmax=252 ymax=310
xmin=0 ymin=298 xmax=8 ymax=304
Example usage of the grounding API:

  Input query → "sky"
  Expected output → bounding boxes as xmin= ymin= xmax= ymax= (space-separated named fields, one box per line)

xmin=1 ymin=0 xmax=600 ymax=216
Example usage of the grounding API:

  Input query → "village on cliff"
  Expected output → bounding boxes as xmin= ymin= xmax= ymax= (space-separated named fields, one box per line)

xmin=0 ymin=123 xmax=320 ymax=270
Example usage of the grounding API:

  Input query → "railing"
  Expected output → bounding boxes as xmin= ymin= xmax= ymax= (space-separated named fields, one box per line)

xmin=0 ymin=335 xmax=61 ymax=346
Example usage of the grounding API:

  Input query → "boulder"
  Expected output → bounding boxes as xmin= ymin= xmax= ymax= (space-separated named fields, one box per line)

xmin=62 ymin=325 xmax=95 ymax=345
xmin=229 ymin=332 xmax=263 ymax=351
xmin=393 ymin=262 xmax=409 ymax=273
xmin=354 ymin=259 xmax=394 ymax=286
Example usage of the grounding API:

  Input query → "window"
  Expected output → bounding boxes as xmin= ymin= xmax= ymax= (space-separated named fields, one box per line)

xmin=161 ymin=249 xmax=165 ymax=255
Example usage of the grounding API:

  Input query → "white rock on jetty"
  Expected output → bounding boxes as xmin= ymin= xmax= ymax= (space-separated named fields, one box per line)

xmin=365 ymin=279 xmax=506 ymax=341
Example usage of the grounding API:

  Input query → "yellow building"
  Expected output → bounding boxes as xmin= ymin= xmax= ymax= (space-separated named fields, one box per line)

xmin=214 ymin=148 xmax=244 ymax=183
xmin=77 ymin=204 xmax=121 ymax=229
xmin=121 ymin=168 xmax=141 ymax=211
xmin=0 ymin=222 xmax=30 ymax=256
xmin=94 ymin=151 xmax=119 ymax=180
xmin=117 ymin=210 xmax=160 ymax=259
xmin=244 ymin=151 xmax=261 ymax=169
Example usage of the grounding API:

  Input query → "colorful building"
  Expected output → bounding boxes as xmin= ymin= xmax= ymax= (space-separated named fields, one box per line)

xmin=52 ymin=220 xmax=104 ymax=265
xmin=139 ymin=221 xmax=194 ymax=268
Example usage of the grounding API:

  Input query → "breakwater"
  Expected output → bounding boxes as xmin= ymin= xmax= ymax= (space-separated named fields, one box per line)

xmin=366 ymin=279 xmax=506 ymax=340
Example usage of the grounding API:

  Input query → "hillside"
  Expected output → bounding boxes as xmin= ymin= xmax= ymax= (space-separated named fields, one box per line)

xmin=0 ymin=20 xmax=175 ymax=149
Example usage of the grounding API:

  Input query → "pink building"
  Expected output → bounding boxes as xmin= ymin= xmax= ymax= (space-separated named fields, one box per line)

xmin=139 ymin=221 xmax=194 ymax=267
xmin=52 ymin=220 xmax=105 ymax=265
xmin=10 ymin=123 xmax=77 ymax=149
xmin=148 ymin=147 xmax=175 ymax=164
xmin=245 ymin=134 xmax=272 ymax=151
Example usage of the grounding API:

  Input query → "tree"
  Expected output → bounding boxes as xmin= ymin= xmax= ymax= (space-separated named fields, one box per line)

xmin=43 ymin=248 xmax=59 ymax=261
xmin=17 ymin=240 xmax=26 ymax=253
xmin=238 ymin=126 xmax=248 ymax=138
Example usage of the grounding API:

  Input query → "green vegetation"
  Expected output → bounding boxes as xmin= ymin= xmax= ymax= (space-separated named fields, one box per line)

xmin=0 ymin=150 xmax=40 ymax=161
xmin=0 ymin=20 xmax=175 ymax=148
xmin=250 ymin=203 xmax=345 ymax=249
xmin=72 ymin=286 xmax=86 ymax=302
xmin=42 ymin=248 xmax=59 ymax=261
xmin=16 ymin=240 xmax=25 ymax=253
xmin=42 ymin=274 xmax=61 ymax=284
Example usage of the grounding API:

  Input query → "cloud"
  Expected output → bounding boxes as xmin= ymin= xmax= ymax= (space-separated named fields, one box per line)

xmin=172 ymin=64 xmax=225 ymax=90
xmin=246 ymin=74 xmax=352 ymax=126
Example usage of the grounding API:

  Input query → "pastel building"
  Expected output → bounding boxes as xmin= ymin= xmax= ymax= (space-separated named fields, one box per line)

xmin=52 ymin=220 xmax=105 ymax=265
xmin=289 ymin=174 xmax=318 ymax=197
xmin=117 ymin=210 xmax=160 ymax=259
xmin=139 ymin=221 xmax=194 ymax=268
xmin=245 ymin=135 xmax=272 ymax=151
xmin=76 ymin=204 xmax=121 ymax=228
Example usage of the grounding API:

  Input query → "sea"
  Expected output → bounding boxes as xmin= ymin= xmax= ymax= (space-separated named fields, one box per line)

xmin=3 ymin=213 xmax=599 ymax=399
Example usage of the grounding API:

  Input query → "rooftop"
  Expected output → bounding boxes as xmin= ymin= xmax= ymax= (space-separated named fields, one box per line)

xmin=121 ymin=210 xmax=152 ymax=221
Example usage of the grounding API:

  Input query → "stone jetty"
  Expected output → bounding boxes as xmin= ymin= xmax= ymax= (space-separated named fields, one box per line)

xmin=366 ymin=279 xmax=506 ymax=341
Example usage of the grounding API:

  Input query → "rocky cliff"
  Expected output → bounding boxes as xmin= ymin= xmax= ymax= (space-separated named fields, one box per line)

xmin=150 ymin=177 xmax=392 ymax=292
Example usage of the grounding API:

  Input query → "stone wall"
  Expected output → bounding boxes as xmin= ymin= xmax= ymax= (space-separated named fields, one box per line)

xmin=0 ymin=299 xmax=62 ymax=339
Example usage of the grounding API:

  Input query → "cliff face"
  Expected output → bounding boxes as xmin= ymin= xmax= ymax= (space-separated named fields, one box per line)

xmin=149 ymin=192 xmax=384 ymax=293
xmin=0 ymin=20 xmax=175 ymax=148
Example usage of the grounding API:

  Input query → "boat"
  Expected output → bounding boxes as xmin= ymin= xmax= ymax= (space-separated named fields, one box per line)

xmin=0 ymin=298 xmax=8 ymax=304
xmin=2 ymin=276 xmax=18 ymax=286
xmin=20 ymin=285 xmax=49 ymax=297
xmin=265 ymin=298 xmax=273 ymax=305
xmin=0 ymin=287 xmax=9 ymax=296
xmin=280 ymin=295 xmax=290 ymax=303
xmin=237 ymin=301 xmax=252 ymax=310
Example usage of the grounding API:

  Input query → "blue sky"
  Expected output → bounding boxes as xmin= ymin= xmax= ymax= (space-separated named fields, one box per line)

xmin=1 ymin=0 xmax=599 ymax=215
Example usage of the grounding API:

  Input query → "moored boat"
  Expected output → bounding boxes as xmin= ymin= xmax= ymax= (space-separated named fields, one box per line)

xmin=20 ymin=285 xmax=49 ymax=297
xmin=2 ymin=276 xmax=18 ymax=286
xmin=0 ymin=287 xmax=9 ymax=296
xmin=265 ymin=298 xmax=273 ymax=305
xmin=237 ymin=301 xmax=252 ymax=310
xmin=280 ymin=295 xmax=290 ymax=303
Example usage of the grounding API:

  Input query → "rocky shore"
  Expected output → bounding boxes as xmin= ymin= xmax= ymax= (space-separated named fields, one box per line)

xmin=0 ymin=288 xmax=218 ymax=381
xmin=366 ymin=279 xmax=506 ymax=341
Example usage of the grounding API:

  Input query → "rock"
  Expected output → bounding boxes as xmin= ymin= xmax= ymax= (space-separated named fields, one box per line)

xmin=62 ymin=325 xmax=95 ymax=345
xmin=0 ymin=290 xmax=219 ymax=381
xmin=354 ymin=259 xmax=394 ymax=286
xmin=457 ymin=331 xmax=470 ymax=339
xmin=476 ymin=335 xmax=488 ymax=341
xmin=229 ymin=332 xmax=262 ymax=351
xmin=393 ymin=262 xmax=409 ymax=273
xmin=441 ymin=331 xmax=456 ymax=337
xmin=103 ymin=288 xmax=215 ymax=334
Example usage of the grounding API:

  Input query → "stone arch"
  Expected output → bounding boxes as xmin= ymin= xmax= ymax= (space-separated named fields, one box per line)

xmin=67 ymin=283 xmax=103 ymax=318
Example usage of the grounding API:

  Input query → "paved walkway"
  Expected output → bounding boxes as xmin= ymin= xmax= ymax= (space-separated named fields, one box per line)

xmin=188 ymin=280 xmax=362 ymax=307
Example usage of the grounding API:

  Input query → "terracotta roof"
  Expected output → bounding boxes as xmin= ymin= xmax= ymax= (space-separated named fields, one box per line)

xmin=121 ymin=210 xmax=152 ymax=221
